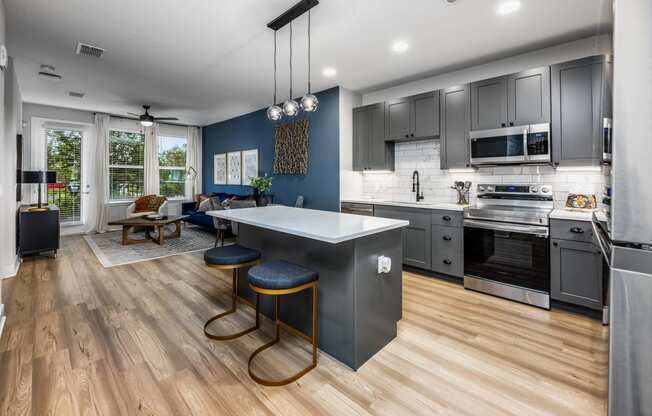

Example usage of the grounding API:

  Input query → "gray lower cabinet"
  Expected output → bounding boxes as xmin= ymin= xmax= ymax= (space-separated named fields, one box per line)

xmin=440 ymin=84 xmax=471 ymax=169
xmin=374 ymin=205 xmax=431 ymax=269
xmin=431 ymin=225 xmax=463 ymax=278
xmin=550 ymin=238 xmax=603 ymax=310
xmin=353 ymin=103 xmax=395 ymax=171
xmin=374 ymin=205 xmax=463 ymax=275
xmin=551 ymin=55 xmax=612 ymax=166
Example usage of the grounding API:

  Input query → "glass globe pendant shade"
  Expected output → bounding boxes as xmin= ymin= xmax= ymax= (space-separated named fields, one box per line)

xmin=282 ymin=99 xmax=300 ymax=117
xmin=266 ymin=105 xmax=283 ymax=122
xmin=300 ymin=93 xmax=319 ymax=113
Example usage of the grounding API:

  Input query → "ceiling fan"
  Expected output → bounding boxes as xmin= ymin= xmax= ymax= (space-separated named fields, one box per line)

xmin=128 ymin=105 xmax=179 ymax=127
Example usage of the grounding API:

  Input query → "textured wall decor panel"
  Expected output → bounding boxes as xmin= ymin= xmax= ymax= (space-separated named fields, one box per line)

xmin=273 ymin=119 xmax=310 ymax=175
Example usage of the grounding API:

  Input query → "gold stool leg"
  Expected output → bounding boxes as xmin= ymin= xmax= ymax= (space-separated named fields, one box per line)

xmin=204 ymin=268 xmax=260 ymax=341
xmin=248 ymin=282 xmax=318 ymax=386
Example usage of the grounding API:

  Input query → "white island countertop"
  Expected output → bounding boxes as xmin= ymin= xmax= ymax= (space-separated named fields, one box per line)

xmin=207 ymin=205 xmax=409 ymax=244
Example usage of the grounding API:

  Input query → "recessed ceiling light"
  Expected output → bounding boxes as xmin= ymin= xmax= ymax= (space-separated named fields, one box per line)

xmin=322 ymin=67 xmax=337 ymax=78
xmin=391 ymin=40 xmax=410 ymax=54
xmin=496 ymin=0 xmax=521 ymax=16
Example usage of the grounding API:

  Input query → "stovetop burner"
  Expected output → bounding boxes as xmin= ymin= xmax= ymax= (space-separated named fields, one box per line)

xmin=464 ymin=183 xmax=554 ymax=226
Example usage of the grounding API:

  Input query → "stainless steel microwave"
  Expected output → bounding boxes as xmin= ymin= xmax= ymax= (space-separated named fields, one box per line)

xmin=469 ymin=123 xmax=551 ymax=166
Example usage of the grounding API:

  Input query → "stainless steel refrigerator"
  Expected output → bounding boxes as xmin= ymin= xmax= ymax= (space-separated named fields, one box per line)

xmin=597 ymin=1 xmax=652 ymax=415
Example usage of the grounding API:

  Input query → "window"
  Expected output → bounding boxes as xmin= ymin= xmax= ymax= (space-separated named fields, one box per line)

xmin=108 ymin=130 xmax=145 ymax=200
xmin=47 ymin=128 xmax=82 ymax=223
xmin=159 ymin=136 xmax=187 ymax=198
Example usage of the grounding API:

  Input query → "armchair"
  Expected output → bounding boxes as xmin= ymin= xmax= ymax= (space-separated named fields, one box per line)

xmin=126 ymin=195 xmax=168 ymax=218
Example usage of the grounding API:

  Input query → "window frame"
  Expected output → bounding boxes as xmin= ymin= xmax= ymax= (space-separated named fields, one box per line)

xmin=158 ymin=135 xmax=188 ymax=199
xmin=107 ymin=128 xmax=146 ymax=202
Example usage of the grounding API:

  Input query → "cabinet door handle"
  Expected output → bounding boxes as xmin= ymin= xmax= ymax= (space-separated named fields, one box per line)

xmin=501 ymin=123 xmax=506 ymax=127
xmin=443 ymin=235 xmax=452 ymax=241
xmin=442 ymin=215 xmax=451 ymax=221
xmin=553 ymin=242 xmax=559 ymax=247
xmin=405 ymin=134 xmax=409 ymax=138
xmin=410 ymin=133 xmax=415 ymax=137
xmin=509 ymin=122 xmax=514 ymax=126
xmin=570 ymin=227 xmax=585 ymax=234
xmin=443 ymin=259 xmax=452 ymax=265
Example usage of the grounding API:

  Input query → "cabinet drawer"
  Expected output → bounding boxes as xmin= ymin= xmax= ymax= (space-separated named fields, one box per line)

xmin=431 ymin=225 xmax=463 ymax=277
xmin=550 ymin=219 xmax=594 ymax=242
xmin=375 ymin=206 xmax=431 ymax=228
xmin=431 ymin=210 xmax=463 ymax=227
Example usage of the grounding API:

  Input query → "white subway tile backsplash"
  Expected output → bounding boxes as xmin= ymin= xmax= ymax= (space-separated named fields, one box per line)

xmin=360 ymin=139 xmax=609 ymax=206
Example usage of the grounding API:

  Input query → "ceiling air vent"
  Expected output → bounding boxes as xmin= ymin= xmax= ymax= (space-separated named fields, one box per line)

xmin=75 ymin=42 xmax=105 ymax=58
xmin=68 ymin=91 xmax=85 ymax=98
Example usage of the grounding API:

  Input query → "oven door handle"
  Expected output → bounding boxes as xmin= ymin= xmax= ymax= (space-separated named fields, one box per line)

xmin=464 ymin=219 xmax=549 ymax=237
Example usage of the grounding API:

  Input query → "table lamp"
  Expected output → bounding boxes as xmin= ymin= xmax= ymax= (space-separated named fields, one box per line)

xmin=22 ymin=170 xmax=57 ymax=211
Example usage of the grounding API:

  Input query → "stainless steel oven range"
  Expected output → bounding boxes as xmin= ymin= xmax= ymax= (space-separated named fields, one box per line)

xmin=464 ymin=184 xmax=553 ymax=309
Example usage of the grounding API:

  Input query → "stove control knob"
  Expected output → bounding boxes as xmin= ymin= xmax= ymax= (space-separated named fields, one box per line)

xmin=541 ymin=186 xmax=550 ymax=194
xmin=479 ymin=186 xmax=486 ymax=192
xmin=487 ymin=186 xmax=495 ymax=192
xmin=530 ymin=186 xmax=539 ymax=193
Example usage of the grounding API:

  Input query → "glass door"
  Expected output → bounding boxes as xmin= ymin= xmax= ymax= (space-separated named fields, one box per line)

xmin=46 ymin=128 xmax=84 ymax=225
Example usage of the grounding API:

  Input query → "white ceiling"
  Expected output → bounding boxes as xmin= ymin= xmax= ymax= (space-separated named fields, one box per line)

xmin=6 ymin=0 xmax=612 ymax=126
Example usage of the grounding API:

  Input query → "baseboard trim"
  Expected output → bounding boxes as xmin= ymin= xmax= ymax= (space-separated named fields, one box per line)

xmin=0 ymin=256 xmax=21 ymax=279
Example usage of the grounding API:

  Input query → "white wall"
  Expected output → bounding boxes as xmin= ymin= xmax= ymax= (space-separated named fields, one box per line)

xmin=338 ymin=87 xmax=363 ymax=200
xmin=1 ymin=0 xmax=23 ymax=297
xmin=0 ymin=0 xmax=6 ymax=311
xmin=363 ymin=34 xmax=612 ymax=105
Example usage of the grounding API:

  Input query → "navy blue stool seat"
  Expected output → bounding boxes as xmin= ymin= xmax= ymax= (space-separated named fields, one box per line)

xmin=247 ymin=260 xmax=317 ymax=290
xmin=203 ymin=244 xmax=262 ymax=341
xmin=246 ymin=260 xmax=319 ymax=386
xmin=204 ymin=244 xmax=260 ymax=266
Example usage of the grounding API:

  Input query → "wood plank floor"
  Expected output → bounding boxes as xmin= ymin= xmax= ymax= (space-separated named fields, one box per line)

xmin=0 ymin=235 xmax=608 ymax=415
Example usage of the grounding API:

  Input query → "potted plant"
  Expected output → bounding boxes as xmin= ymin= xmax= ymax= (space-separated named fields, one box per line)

xmin=250 ymin=175 xmax=273 ymax=207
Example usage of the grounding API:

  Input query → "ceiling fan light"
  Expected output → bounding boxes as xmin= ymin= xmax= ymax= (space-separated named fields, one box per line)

xmin=266 ymin=105 xmax=283 ymax=121
xmin=140 ymin=120 xmax=153 ymax=127
xmin=282 ymin=99 xmax=300 ymax=117
xmin=300 ymin=93 xmax=319 ymax=113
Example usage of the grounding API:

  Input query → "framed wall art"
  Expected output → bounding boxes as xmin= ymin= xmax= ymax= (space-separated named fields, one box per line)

xmin=227 ymin=151 xmax=242 ymax=185
xmin=241 ymin=149 xmax=259 ymax=186
xmin=214 ymin=153 xmax=227 ymax=184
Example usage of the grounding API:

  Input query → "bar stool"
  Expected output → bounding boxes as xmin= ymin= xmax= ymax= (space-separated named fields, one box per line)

xmin=246 ymin=260 xmax=319 ymax=386
xmin=203 ymin=244 xmax=262 ymax=340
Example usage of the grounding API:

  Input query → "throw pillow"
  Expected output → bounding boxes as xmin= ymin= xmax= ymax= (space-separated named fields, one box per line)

xmin=198 ymin=198 xmax=212 ymax=212
xmin=147 ymin=196 xmax=166 ymax=212
xmin=134 ymin=195 xmax=155 ymax=212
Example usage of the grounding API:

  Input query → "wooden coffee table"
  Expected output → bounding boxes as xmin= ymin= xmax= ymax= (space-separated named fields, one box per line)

xmin=108 ymin=215 xmax=189 ymax=245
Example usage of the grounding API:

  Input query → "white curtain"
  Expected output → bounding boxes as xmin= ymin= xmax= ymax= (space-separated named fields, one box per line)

xmin=144 ymin=123 xmax=160 ymax=195
xmin=93 ymin=113 xmax=110 ymax=233
xmin=186 ymin=126 xmax=202 ymax=200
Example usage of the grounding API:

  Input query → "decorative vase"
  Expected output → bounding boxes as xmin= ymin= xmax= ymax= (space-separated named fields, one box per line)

xmin=253 ymin=189 xmax=268 ymax=207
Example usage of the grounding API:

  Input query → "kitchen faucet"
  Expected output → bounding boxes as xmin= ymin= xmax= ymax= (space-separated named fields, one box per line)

xmin=412 ymin=170 xmax=424 ymax=202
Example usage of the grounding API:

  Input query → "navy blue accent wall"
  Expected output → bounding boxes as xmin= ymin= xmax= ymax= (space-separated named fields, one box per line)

xmin=202 ymin=87 xmax=340 ymax=211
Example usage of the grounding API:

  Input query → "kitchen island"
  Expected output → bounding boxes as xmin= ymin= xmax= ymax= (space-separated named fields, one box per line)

xmin=207 ymin=205 xmax=408 ymax=370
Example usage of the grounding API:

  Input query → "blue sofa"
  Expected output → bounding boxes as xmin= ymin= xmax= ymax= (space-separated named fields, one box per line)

xmin=182 ymin=193 xmax=252 ymax=232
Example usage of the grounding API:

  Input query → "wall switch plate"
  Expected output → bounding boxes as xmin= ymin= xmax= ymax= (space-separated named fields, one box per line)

xmin=378 ymin=255 xmax=392 ymax=274
xmin=0 ymin=45 xmax=7 ymax=70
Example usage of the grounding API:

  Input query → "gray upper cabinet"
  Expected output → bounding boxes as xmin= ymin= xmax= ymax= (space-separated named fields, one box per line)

xmin=551 ymin=55 xmax=612 ymax=166
xmin=508 ymin=67 xmax=551 ymax=126
xmin=471 ymin=76 xmax=508 ymax=130
xmin=385 ymin=97 xmax=411 ymax=140
xmin=551 ymin=238 xmax=603 ymax=310
xmin=440 ymin=84 xmax=471 ymax=169
xmin=471 ymin=67 xmax=550 ymax=130
xmin=385 ymin=91 xmax=440 ymax=141
xmin=353 ymin=103 xmax=395 ymax=171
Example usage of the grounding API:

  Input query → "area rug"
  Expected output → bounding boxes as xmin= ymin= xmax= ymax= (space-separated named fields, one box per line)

xmin=84 ymin=227 xmax=228 ymax=267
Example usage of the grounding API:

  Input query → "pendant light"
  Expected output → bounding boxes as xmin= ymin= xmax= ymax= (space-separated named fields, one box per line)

xmin=266 ymin=31 xmax=283 ymax=122
xmin=282 ymin=22 xmax=300 ymax=117
xmin=300 ymin=11 xmax=318 ymax=113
